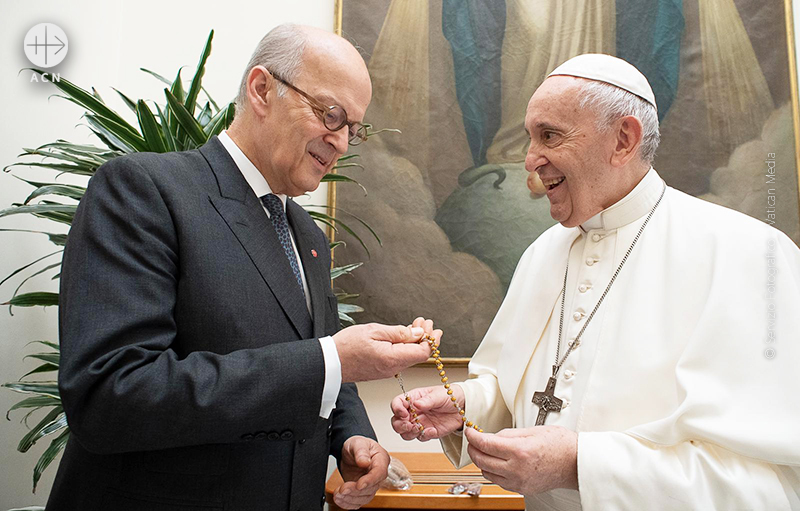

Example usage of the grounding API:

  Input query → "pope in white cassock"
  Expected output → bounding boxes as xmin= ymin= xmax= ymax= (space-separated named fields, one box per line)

xmin=391 ymin=54 xmax=800 ymax=510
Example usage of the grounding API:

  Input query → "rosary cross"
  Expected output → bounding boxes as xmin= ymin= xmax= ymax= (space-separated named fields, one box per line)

xmin=532 ymin=375 xmax=563 ymax=426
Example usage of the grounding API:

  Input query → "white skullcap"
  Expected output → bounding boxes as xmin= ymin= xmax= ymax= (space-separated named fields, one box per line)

xmin=547 ymin=53 xmax=657 ymax=111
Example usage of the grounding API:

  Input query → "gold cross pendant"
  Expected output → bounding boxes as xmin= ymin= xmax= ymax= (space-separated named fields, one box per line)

xmin=532 ymin=376 xmax=563 ymax=426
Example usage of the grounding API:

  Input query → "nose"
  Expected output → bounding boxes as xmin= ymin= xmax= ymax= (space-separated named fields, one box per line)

xmin=325 ymin=126 xmax=350 ymax=155
xmin=525 ymin=141 xmax=547 ymax=174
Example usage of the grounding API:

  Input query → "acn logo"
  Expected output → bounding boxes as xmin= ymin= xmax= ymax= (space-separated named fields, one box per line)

xmin=24 ymin=23 xmax=68 ymax=68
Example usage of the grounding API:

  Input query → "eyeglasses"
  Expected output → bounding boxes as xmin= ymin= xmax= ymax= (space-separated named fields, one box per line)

xmin=270 ymin=72 xmax=368 ymax=146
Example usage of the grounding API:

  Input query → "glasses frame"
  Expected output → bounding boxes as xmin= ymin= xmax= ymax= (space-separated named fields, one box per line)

xmin=270 ymin=71 xmax=367 ymax=146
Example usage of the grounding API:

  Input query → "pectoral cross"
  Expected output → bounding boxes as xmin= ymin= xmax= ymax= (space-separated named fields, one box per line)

xmin=532 ymin=376 xmax=563 ymax=426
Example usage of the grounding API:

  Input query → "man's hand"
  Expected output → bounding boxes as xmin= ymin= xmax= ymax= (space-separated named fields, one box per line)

xmin=334 ymin=320 xmax=439 ymax=382
xmin=464 ymin=426 xmax=579 ymax=495
xmin=390 ymin=384 xmax=465 ymax=441
xmin=333 ymin=436 xmax=390 ymax=509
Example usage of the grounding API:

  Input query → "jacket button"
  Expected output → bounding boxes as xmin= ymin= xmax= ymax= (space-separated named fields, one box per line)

xmin=254 ymin=431 xmax=267 ymax=440
xmin=241 ymin=433 xmax=254 ymax=441
xmin=299 ymin=438 xmax=306 ymax=444
xmin=280 ymin=430 xmax=294 ymax=441
xmin=321 ymin=495 xmax=326 ymax=506
xmin=267 ymin=432 xmax=279 ymax=441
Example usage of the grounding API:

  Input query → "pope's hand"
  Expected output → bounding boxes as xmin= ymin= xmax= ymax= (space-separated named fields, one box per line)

xmin=334 ymin=322 xmax=436 ymax=382
xmin=391 ymin=384 xmax=465 ymax=441
xmin=334 ymin=436 xmax=390 ymax=509
xmin=464 ymin=426 xmax=579 ymax=495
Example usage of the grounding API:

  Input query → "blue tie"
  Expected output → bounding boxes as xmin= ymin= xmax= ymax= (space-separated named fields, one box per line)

xmin=261 ymin=194 xmax=305 ymax=295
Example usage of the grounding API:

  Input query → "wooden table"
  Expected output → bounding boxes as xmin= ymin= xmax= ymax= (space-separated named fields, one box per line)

xmin=325 ymin=452 xmax=524 ymax=510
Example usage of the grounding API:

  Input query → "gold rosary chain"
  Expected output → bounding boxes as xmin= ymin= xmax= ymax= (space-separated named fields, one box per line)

xmin=396 ymin=334 xmax=483 ymax=434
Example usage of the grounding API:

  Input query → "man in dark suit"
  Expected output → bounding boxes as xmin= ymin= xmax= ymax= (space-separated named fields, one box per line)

xmin=47 ymin=24 xmax=436 ymax=510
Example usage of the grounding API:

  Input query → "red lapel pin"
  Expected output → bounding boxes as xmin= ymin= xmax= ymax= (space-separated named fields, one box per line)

xmin=311 ymin=249 xmax=318 ymax=258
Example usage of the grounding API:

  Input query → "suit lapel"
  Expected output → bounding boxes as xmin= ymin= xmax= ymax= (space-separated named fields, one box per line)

xmin=286 ymin=200 xmax=328 ymax=338
xmin=200 ymin=137 xmax=312 ymax=339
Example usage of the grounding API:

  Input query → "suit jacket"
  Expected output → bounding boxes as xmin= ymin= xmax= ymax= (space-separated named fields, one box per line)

xmin=46 ymin=137 xmax=375 ymax=511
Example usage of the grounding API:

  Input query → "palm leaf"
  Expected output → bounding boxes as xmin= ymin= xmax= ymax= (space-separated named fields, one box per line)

xmin=0 ymin=229 xmax=67 ymax=246
xmin=0 ymin=250 xmax=61 ymax=287
xmin=5 ymin=396 xmax=60 ymax=420
xmin=27 ymin=69 xmax=138 ymax=134
xmin=331 ymin=262 xmax=363 ymax=280
xmin=32 ymin=428 xmax=70 ymax=493
xmin=184 ymin=30 xmax=213 ymax=117
xmin=17 ymin=406 xmax=64 ymax=453
xmin=85 ymin=114 xmax=147 ymax=153
xmin=2 ymin=382 xmax=60 ymax=398
xmin=0 ymin=203 xmax=76 ymax=221
xmin=3 ymin=292 xmax=59 ymax=308
xmin=164 ymin=89 xmax=207 ymax=146
xmin=18 ymin=363 xmax=60 ymax=381
xmin=136 ymin=100 xmax=168 ymax=153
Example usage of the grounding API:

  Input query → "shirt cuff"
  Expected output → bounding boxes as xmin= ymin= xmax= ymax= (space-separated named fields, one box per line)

xmin=318 ymin=335 xmax=341 ymax=419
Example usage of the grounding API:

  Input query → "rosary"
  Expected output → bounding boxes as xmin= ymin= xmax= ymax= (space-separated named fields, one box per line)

xmin=396 ymin=335 xmax=483 ymax=434
xmin=532 ymin=184 xmax=666 ymax=426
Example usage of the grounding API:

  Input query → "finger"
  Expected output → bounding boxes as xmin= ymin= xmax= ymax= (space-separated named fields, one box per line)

xmin=495 ymin=427 xmax=541 ymax=438
xmin=467 ymin=442 xmax=507 ymax=474
xmin=465 ymin=427 xmax=511 ymax=460
xmin=355 ymin=449 xmax=389 ymax=490
xmin=481 ymin=469 xmax=514 ymax=491
xmin=390 ymin=394 xmax=410 ymax=418
xmin=423 ymin=318 xmax=433 ymax=334
xmin=431 ymin=329 xmax=443 ymax=346
xmin=412 ymin=316 xmax=425 ymax=328
xmin=378 ymin=324 xmax=425 ymax=344
xmin=390 ymin=343 xmax=433 ymax=366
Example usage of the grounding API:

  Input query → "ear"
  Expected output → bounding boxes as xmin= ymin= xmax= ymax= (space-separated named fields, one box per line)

xmin=245 ymin=65 xmax=276 ymax=117
xmin=610 ymin=115 xmax=643 ymax=168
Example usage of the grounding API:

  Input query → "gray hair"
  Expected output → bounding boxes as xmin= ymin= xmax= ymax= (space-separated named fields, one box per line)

xmin=577 ymin=81 xmax=661 ymax=164
xmin=235 ymin=24 xmax=308 ymax=112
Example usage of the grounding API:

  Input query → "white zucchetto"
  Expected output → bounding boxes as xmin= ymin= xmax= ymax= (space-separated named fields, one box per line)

xmin=548 ymin=53 xmax=658 ymax=111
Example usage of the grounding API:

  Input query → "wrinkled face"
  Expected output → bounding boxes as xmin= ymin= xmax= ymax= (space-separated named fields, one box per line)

xmin=524 ymin=77 xmax=619 ymax=227
xmin=260 ymin=49 xmax=371 ymax=197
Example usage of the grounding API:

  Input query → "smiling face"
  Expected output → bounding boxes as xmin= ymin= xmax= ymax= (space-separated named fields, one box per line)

xmin=524 ymin=76 xmax=625 ymax=227
xmin=241 ymin=30 xmax=372 ymax=197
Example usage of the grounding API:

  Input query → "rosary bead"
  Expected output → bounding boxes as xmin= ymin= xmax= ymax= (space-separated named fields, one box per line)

xmin=439 ymin=370 xmax=446 ymax=377
xmin=459 ymin=409 xmax=465 ymax=415
xmin=444 ymin=383 xmax=450 ymax=389
xmin=462 ymin=416 xmax=467 ymax=422
xmin=450 ymin=396 xmax=457 ymax=402
xmin=447 ymin=389 xmax=453 ymax=395
xmin=441 ymin=377 xmax=448 ymax=383
xmin=466 ymin=421 xmax=473 ymax=427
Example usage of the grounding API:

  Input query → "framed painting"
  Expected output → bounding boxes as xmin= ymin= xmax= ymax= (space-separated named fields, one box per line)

xmin=330 ymin=0 xmax=800 ymax=360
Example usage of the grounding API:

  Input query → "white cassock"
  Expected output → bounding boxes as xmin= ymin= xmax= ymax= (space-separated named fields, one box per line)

xmin=441 ymin=168 xmax=800 ymax=510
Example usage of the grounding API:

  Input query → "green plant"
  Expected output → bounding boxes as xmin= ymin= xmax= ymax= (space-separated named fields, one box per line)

xmin=1 ymin=30 xmax=381 ymax=493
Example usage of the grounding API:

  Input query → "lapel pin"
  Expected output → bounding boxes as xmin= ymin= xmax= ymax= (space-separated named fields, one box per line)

xmin=311 ymin=249 xmax=318 ymax=258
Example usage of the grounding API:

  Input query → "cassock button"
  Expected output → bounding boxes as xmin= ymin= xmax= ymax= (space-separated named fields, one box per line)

xmin=591 ymin=233 xmax=602 ymax=242
xmin=579 ymin=284 xmax=589 ymax=293
xmin=563 ymin=400 xmax=571 ymax=408
xmin=267 ymin=432 xmax=280 ymax=441
xmin=564 ymin=370 xmax=575 ymax=380
xmin=586 ymin=257 xmax=595 ymax=266
xmin=280 ymin=430 xmax=294 ymax=441
xmin=572 ymin=311 xmax=584 ymax=321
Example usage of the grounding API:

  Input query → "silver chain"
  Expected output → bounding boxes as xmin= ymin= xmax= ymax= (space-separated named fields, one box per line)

xmin=552 ymin=184 xmax=666 ymax=377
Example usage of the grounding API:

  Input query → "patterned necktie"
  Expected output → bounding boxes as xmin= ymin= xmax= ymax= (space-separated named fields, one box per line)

xmin=261 ymin=193 xmax=305 ymax=295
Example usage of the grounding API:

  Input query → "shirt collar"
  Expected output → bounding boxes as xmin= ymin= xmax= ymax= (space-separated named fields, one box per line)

xmin=580 ymin=167 xmax=664 ymax=232
xmin=217 ymin=130 xmax=287 ymax=211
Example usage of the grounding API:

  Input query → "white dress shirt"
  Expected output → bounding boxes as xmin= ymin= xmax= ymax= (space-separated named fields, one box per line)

xmin=218 ymin=131 xmax=341 ymax=419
